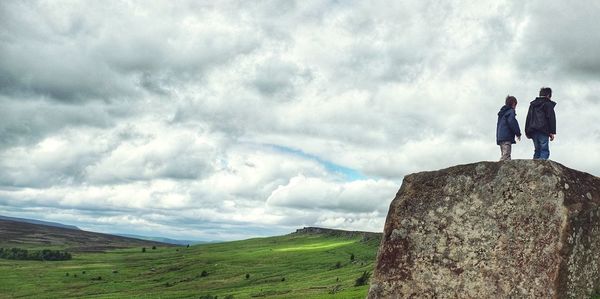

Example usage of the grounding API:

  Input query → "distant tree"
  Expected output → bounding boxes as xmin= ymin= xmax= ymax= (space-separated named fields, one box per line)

xmin=65 ymin=273 xmax=69 ymax=277
xmin=335 ymin=261 xmax=342 ymax=269
xmin=152 ymin=246 xmax=157 ymax=250
xmin=186 ymin=244 xmax=190 ymax=248
xmin=350 ymin=253 xmax=355 ymax=261
xmin=176 ymin=249 xmax=179 ymax=252
xmin=0 ymin=247 xmax=71 ymax=261
xmin=245 ymin=273 xmax=250 ymax=279
xmin=142 ymin=247 xmax=146 ymax=252
xmin=281 ymin=277 xmax=285 ymax=282
xmin=355 ymin=271 xmax=371 ymax=286
xmin=200 ymin=270 xmax=209 ymax=277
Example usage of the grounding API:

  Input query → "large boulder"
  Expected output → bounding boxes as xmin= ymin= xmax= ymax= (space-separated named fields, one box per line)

xmin=369 ymin=160 xmax=600 ymax=298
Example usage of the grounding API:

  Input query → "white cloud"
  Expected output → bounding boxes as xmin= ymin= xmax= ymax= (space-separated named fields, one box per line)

xmin=267 ymin=175 xmax=397 ymax=213
xmin=1 ymin=0 xmax=599 ymax=240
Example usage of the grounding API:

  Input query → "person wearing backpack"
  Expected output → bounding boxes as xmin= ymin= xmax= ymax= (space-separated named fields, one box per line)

xmin=525 ymin=87 xmax=556 ymax=160
xmin=496 ymin=95 xmax=522 ymax=161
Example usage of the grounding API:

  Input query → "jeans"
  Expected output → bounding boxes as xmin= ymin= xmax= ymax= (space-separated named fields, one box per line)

xmin=532 ymin=132 xmax=550 ymax=160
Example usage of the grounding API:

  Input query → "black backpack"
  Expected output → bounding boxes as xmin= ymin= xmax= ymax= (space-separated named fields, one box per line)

xmin=529 ymin=104 xmax=547 ymax=131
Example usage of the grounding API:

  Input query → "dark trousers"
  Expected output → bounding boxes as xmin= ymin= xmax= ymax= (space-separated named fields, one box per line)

xmin=532 ymin=132 xmax=550 ymax=160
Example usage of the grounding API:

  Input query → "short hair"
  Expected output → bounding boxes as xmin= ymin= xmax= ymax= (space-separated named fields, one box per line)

xmin=539 ymin=87 xmax=552 ymax=98
xmin=505 ymin=95 xmax=517 ymax=107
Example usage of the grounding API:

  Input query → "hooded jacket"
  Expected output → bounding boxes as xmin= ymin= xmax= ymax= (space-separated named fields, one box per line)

xmin=525 ymin=97 xmax=556 ymax=137
xmin=496 ymin=105 xmax=522 ymax=145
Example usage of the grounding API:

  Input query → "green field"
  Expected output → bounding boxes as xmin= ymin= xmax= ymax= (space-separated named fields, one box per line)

xmin=0 ymin=233 xmax=379 ymax=298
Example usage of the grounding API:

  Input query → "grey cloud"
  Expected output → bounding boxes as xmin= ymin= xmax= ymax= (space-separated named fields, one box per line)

xmin=0 ymin=97 xmax=118 ymax=150
xmin=0 ymin=1 xmax=261 ymax=102
xmin=515 ymin=2 xmax=600 ymax=78
xmin=249 ymin=60 xmax=313 ymax=99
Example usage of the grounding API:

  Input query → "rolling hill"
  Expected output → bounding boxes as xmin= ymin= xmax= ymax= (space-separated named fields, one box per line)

xmin=0 ymin=226 xmax=382 ymax=298
xmin=0 ymin=218 xmax=172 ymax=251
xmin=117 ymin=234 xmax=208 ymax=246
xmin=0 ymin=215 xmax=80 ymax=230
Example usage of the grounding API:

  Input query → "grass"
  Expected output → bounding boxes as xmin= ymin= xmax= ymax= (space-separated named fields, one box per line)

xmin=0 ymin=234 xmax=379 ymax=298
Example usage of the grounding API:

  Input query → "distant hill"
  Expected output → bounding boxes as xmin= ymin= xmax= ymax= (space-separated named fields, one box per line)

xmin=293 ymin=226 xmax=382 ymax=242
xmin=0 ymin=218 xmax=174 ymax=251
xmin=117 ymin=234 xmax=209 ymax=246
xmin=0 ymin=215 xmax=80 ymax=230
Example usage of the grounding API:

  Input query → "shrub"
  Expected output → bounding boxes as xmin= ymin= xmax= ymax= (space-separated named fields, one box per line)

xmin=281 ymin=277 xmax=285 ymax=282
xmin=142 ymin=247 xmax=146 ymax=252
xmin=152 ymin=246 xmax=157 ymax=250
xmin=350 ymin=253 xmax=355 ymax=261
xmin=200 ymin=270 xmax=209 ymax=277
xmin=328 ymin=284 xmax=342 ymax=294
xmin=335 ymin=261 xmax=342 ymax=269
xmin=355 ymin=271 xmax=371 ymax=286
xmin=245 ymin=273 xmax=250 ymax=279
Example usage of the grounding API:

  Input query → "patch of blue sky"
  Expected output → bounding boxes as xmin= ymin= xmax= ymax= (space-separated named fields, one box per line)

xmin=267 ymin=144 xmax=368 ymax=181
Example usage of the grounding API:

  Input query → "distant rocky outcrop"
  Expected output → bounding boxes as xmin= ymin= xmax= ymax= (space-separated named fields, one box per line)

xmin=293 ymin=227 xmax=382 ymax=242
xmin=368 ymin=160 xmax=600 ymax=298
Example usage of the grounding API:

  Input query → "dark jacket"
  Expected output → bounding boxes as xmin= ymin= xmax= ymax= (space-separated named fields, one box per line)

xmin=496 ymin=105 xmax=522 ymax=145
xmin=525 ymin=97 xmax=556 ymax=137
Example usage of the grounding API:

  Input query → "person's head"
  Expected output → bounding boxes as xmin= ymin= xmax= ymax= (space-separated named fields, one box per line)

xmin=539 ymin=87 xmax=552 ymax=98
xmin=505 ymin=95 xmax=517 ymax=108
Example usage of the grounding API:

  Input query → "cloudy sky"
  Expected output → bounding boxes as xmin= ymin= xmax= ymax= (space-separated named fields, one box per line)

xmin=1 ymin=1 xmax=599 ymax=241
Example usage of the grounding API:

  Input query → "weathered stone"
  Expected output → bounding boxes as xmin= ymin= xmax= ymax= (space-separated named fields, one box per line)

xmin=368 ymin=160 xmax=600 ymax=299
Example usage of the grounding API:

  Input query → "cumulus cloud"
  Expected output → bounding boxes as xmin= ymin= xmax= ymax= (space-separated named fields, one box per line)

xmin=1 ymin=0 xmax=599 ymax=240
xmin=514 ymin=2 xmax=600 ymax=79
xmin=267 ymin=175 xmax=397 ymax=213
xmin=0 ymin=1 xmax=260 ymax=102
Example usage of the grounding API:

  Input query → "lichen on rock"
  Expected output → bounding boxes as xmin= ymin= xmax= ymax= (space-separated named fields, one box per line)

xmin=368 ymin=160 xmax=600 ymax=299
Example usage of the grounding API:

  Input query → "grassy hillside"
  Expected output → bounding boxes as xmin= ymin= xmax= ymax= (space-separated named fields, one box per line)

xmin=0 ymin=219 xmax=170 ymax=251
xmin=0 ymin=232 xmax=380 ymax=298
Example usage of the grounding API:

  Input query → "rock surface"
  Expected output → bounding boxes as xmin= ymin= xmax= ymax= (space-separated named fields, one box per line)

xmin=368 ymin=160 xmax=600 ymax=298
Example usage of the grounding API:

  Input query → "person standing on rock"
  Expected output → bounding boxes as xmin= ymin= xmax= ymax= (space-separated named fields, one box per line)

xmin=496 ymin=95 xmax=522 ymax=161
xmin=525 ymin=87 xmax=556 ymax=160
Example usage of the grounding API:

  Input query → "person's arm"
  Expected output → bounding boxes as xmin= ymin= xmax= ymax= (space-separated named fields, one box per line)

xmin=507 ymin=110 xmax=522 ymax=138
xmin=524 ymin=105 xmax=533 ymax=138
xmin=547 ymin=104 xmax=556 ymax=135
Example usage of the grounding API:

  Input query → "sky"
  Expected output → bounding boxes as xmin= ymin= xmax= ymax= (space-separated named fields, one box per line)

xmin=1 ymin=1 xmax=600 ymax=241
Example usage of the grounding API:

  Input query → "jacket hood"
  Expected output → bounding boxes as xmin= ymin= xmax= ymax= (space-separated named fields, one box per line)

xmin=497 ymin=105 xmax=513 ymax=117
xmin=530 ymin=97 xmax=556 ymax=108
